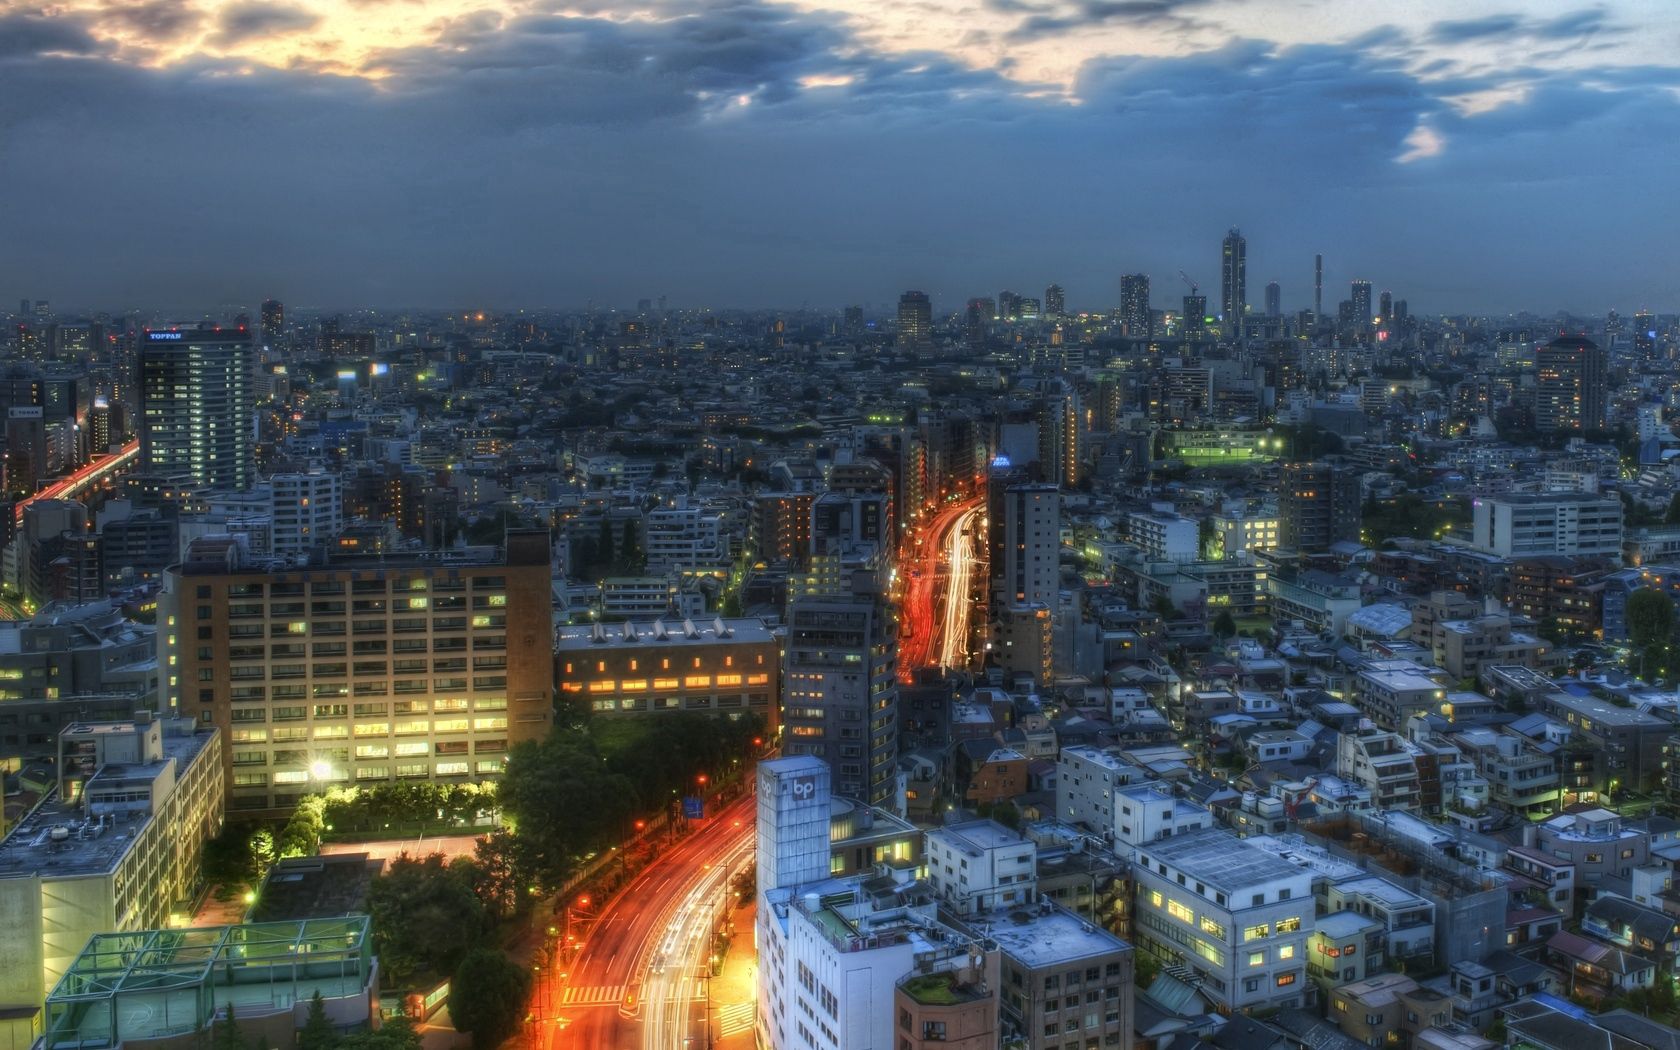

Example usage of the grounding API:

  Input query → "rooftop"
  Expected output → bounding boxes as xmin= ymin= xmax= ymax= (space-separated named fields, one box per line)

xmin=980 ymin=902 xmax=1131 ymax=969
xmin=556 ymin=615 xmax=774 ymax=649
xmin=0 ymin=726 xmax=215 ymax=879
xmin=931 ymin=819 xmax=1029 ymax=856
xmin=1138 ymin=829 xmax=1307 ymax=893
xmin=898 ymin=971 xmax=991 ymax=1007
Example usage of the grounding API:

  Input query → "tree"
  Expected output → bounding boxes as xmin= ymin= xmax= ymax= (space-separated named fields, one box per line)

xmin=1626 ymin=588 xmax=1676 ymax=649
xmin=1198 ymin=517 xmax=1220 ymax=560
xmin=447 ymin=949 xmax=532 ymax=1050
xmin=213 ymin=1003 xmax=256 ymax=1050
xmin=367 ymin=854 xmax=487 ymax=982
xmin=1665 ymin=492 xmax=1680 ymax=525
xmin=1212 ymin=609 xmax=1236 ymax=640
xmin=339 ymin=1016 xmax=422 ymax=1050
xmin=299 ymin=992 xmax=338 ymax=1050
xmin=1149 ymin=594 xmax=1177 ymax=620
xmin=595 ymin=516 xmax=615 ymax=573
xmin=498 ymin=733 xmax=635 ymax=890
xmin=618 ymin=519 xmax=644 ymax=574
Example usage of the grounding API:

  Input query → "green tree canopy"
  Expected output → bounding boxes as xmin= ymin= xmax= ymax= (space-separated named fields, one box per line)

xmin=1626 ymin=588 xmax=1676 ymax=649
xmin=497 ymin=733 xmax=636 ymax=890
xmin=367 ymin=854 xmax=487 ymax=983
xmin=447 ymin=949 xmax=532 ymax=1050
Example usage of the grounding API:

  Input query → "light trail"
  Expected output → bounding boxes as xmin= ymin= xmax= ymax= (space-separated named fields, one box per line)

xmin=898 ymin=494 xmax=985 ymax=681
xmin=936 ymin=505 xmax=981 ymax=671
xmin=13 ymin=439 xmax=140 ymax=526
xmin=641 ymin=832 xmax=757 ymax=1050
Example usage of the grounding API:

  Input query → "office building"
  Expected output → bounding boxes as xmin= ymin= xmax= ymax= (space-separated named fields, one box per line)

xmin=0 ymin=716 xmax=224 ymax=1048
xmin=1536 ymin=335 xmax=1608 ymax=433
xmin=1182 ymin=294 xmax=1207 ymax=338
xmin=157 ymin=530 xmax=553 ymax=815
xmin=1221 ymin=228 xmax=1247 ymax=335
xmin=751 ymin=491 xmax=816 ymax=569
xmin=925 ymin=819 xmax=1037 ymax=916
xmin=1036 ymin=383 xmax=1081 ymax=487
xmin=964 ymin=297 xmax=993 ymax=344
xmin=556 ymin=616 xmax=778 ymax=729
xmin=1265 ymin=281 xmax=1281 ymax=318
xmin=782 ymin=582 xmax=897 ymax=805
xmin=138 ymin=327 xmax=254 ymax=491
xmin=642 ymin=497 xmax=727 ymax=577
xmin=1277 ymin=462 xmax=1360 ymax=552
xmin=1126 ymin=510 xmax=1199 ymax=564
xmin=996 ymin=483 xmax=1059 ymax=607
xmin=1131 ymin=828 xmax=1314 ymax=1012
xmin=1120 ymin=274 xmax=1150 ymax=339
xmin=1468 ymin=492 xmax=1622 ymax=558
xmin=898 ymin=291 xmax=932 ymax=351
xmin=1313 ymin=254 xmax=1323 ymax=318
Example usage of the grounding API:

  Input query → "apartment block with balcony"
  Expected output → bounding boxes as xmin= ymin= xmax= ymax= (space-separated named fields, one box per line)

xmin=1449 ymin=728 xmax=1561 ymax=817
xmin=158 ymin=532 xmax=553 ymax=815
xmin=1337 ymin=728 xmax=1423 ymax=813
xmin=1325 ymin=876 xmax=1436 ymax=964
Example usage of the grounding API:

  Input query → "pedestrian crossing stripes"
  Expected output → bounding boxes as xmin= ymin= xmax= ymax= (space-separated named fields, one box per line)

xmin=717 ymin=1001 xmax=755 ymax=1036
xmin=559 ymin=985 xmax=623 ymax=1005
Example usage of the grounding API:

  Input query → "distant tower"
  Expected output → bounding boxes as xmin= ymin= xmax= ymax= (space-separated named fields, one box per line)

xmin=1220 ymin=228 xmax=1247 ymax=335
xmin=1350 ymin=281 xmax=1373 ymax=328
xmin=1379 ymin=290 xmax=1393 ymax=322
xmin=1044 ymin=284 xmax=1065 ymax=317
xmin=1182 ymin=294 xmax=1207 ymax=338
xmin=1314 ymin=254 xmax=1323 ymax=319
xmin=965 ymin=298 xmax=994 ymax=344
xmin=1265 ymin=282 xmax=1281 ymax=318
xmin=259 ymin=299 xmax=284 ymax=349
xmin=896 ymin=290 xmax=931 ymax=351
xmin=1536 ymin=336 xmax=1608 ymax=433
xmin=139 ymin=325 xmax=255 ymax=491
xmin=1120 ymin=275 xmax=1151 ymax=339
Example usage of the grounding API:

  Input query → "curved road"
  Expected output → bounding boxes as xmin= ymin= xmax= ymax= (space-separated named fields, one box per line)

xmin=544 ymin=793 xmax=756 ymax=1050
xmin=898 ymin=495 xmax=984 ymax=682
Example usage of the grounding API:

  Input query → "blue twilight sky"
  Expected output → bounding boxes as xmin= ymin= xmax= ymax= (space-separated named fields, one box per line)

xmin=1 ymin=0 xmax=1677 ymax=315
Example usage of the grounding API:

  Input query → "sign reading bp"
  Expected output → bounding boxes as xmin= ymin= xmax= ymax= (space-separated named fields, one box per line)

xmin=787 ymin=775 xmax=818 ymax=802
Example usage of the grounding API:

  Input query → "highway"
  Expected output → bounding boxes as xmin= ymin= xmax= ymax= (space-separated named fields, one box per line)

xmin=13 ymin=439 xmax=139 ymax=526
xmin=898 ymin=495 xmax=985 ymax=681
xmin=545 ymin=793 xmax=756 ymax=1050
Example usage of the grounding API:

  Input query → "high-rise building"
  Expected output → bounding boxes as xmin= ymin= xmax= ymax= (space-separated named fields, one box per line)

xmin=1278 ymin=462 xmax=1361 ymax=552
xmin=138 ymin=326 xmax=254 ymax=491
xmin=965 ymin=297 xmax=994 ymax=343
xmin=1120 ymin=274 xmax=1150 ymax=339
xmin=158 ymin=530 xmax=554 ymax=815
xmin=1220 ymin=227 xmax=1247 ymax=335
xmin=1536 ymin=335 xmax=1609 ymax=433
xmin=1044 ymin=284 xmax=1065 ymax=317
xmin=1036 ymin=383 xmax=1081 ymax=488
xmin=270 ymin=470 xmax=342 ymax=554
xmin=841 ymin=305 xmax=864 ymax=335
xmin=1182 ymin=294 xmax=1207 ymax=339
xmin=1379 ymin=290 xmax=1394 ymax=321
xmin=1350 ymin=281 xmax=1373 ymax=330
xmin=996 ymin=483 xmax=1059 ymax=608
xmin=1314 ymin=254 xmax=1323 ymax=318
xmin=259 ymin=299 xmax=284 ymax=348
xmin=897 ymin=290 xmax=932 ymax=351
xmin=781 ymin=580 xmax=898 ymax=805
xmin=1265 ymin=281 xmax=1281 ymax=318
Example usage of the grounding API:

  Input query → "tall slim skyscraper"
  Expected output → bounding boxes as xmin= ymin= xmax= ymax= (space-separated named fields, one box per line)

xmin=1314 ymin=254 xmax=1323 ymax=318
xmin=1044 ymin=284 xmax=1065 ymax=317
xmin=996 ymin=483 xmax=1060 ymax=608
xmin=259 ymin=299 xmax=284 ymax=348
xmin=1536 ymin=335 xmax=1608 ymax=433
xmin=1265 ymin=281 xmax=1281 ymax=318
xmin=896 ymin=290 xmax=931 ymax=351
xmin=965 ymin=297 xmax=994 ymax=343
xmin=138 ymin=326 xmax=255 ymax=491
xmin=1120 ymin=274 xmax=1151 ymax=339
xmin=1182 ymin=294 xmax=1207 ymax=338
xmin=1220 ymin=227 xmax=1247 ymax=335
xmin=1379 ymin=290 xmax=1393 ymax=321
xmin=1350 ymin=281 xmax=1373 ymax=329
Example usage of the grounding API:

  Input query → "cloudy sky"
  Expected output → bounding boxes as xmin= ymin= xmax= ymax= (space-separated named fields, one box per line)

xmin=2 ymin=0 xmax=1677 ymax=314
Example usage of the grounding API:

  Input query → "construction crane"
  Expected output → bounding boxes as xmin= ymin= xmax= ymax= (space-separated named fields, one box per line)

xmin=1178 ymin=270 xmax=1199 ymax=295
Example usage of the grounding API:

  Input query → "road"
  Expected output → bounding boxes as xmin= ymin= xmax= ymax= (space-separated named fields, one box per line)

xmin=544 ymin=793 xmax=756 ymax=1050
xmin=898 ymin=495 xmax=984 ymax=682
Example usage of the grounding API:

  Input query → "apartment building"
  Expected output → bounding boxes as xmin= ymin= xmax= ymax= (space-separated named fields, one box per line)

xmin=926 ymin=819 xmax=1037 ymax=916
xmin=1056 ymin=746 xmax=1151 ymax=840
xmin=158 ymin=531 xmax=553 ymax=815
xmin=1336 ymin=728 xmax=1423 ymax=813
xmin=1131 ymin=829 xmax=1314 ymax=1012
xmin=1468 ymin=492 xmax=1622 ymax=558
xmin=0 ymin=600 xmax=159 ymax=762
xmin=556 ymin=616 xmax=778 ymax=731
xmin=988 ymin=903 xmax=1135 ymax=1050
xmin=1354 ymin=667 xmax=1447 ymax=730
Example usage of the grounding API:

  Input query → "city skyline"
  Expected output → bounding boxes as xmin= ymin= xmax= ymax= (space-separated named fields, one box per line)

xmin=3 ymin=1 xmax=1678 ymax=313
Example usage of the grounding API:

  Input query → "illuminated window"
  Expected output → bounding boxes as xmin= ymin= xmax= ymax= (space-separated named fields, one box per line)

xmin=716 ymin=674 xmax=743 ymax=686
xmin=1167 ymin=899 xmax=1194 ymax=924
xmin=1276 ymin=973 xmax=1296 ymax=987
xmin=588 ymin=680 xmax=616 ymax=693
xmin=1276 ymin=917 xmax=1301 ymax=933
xmin=684 ymin=675 xmax=711 ymax=688
xmin=1278 ymin=945 xmax=1295 ymax=960
xmin=1149 ymin=891 xmax=1163 ymax=908
xmin=434 ymin=718 xmax=469 ymax=733
xmin=1248 ymin=951 xmax=1265 ymax=967
xmin=436 ymin=761 xmax=469 ymax=775
xmin=561 ymin=682 xmax=583 ymax=693
xmin=747 ymin=674 xmax=770 ymax=686
xmin=621 ymin=679 xmax=648 ymax=691
xmin=654 ymin=677 xmax=680 ymax=690
xmin=288 ymin=622 xmax=307 ymax=635
xmin=473 ymin=717 xmax=507 ymax=731
xmin=1244 ymin=924 xmax=1270 ymax=941
xmin=1201 ymin=917 xmax=1227 ymax=939
xmin=353 ymin=723 xmax=389 ymax=736
xmin=408 ymin=597 xmax=429 ymax=610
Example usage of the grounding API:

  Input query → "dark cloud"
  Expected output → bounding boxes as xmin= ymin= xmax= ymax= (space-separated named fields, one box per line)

xmin=0 ymin=12 xmax=104 ymax=59
xmin=1012 ymin=0 xmax=1215 ymax=40
xmin=98 ymin=1 xmax=205 ymax=43
xmin=1428 ymin=7 xmax=1623 ymax=45
xmin=0 ymin=0 xmax=1676 ymax=314
xmin=1428 ymin=14 xmax=1523 ymax=43
xmin=208 ymin=1 xmax=321 ymax=48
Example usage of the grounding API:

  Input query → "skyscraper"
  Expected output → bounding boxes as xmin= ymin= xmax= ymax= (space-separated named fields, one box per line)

xmin=1265 ymin=281 xmax=1281 ymax=318
xmin=996 ymin=483 xmax=1060 ymax=608
xmin=138 ymin=326 xmax=255 ymax=491
xmin=1379 ymin=290 xmax=1393 ymax=322
xmin=259 ymin=299 xmax=284 ymax=348
xmin=1536 ymin=335 xmax=1608 ymax=433
xmin=1220 ymin=227 xmax=1247 ymax=335
xmin=1120 ymin=274 xmax=1151 ymax=339
xmin=896 ymin=290 xmax=931 ymax=351
xmin=1314 ymin=254 xmax=1323 ymax=319
xmin=1044 ymin=284 xmax=1065 ymax=317
xmin=965 ymin=297 xmax=994 ymax=343
xmin=1350 ymin=281 xmax=1373 ymax=329
xmin=1182 ymin=294 xmax=1207 ymax=338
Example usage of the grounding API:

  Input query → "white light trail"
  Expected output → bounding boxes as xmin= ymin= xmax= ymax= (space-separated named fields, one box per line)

xmin=938 ymin=506 xmax=980 ymax=671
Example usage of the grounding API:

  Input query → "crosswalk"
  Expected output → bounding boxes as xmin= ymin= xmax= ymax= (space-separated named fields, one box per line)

xmin=559 ymin=985 xmax=623 ymax=1006
xmin=716 ymin=1001 xmax=755 ymax=1037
